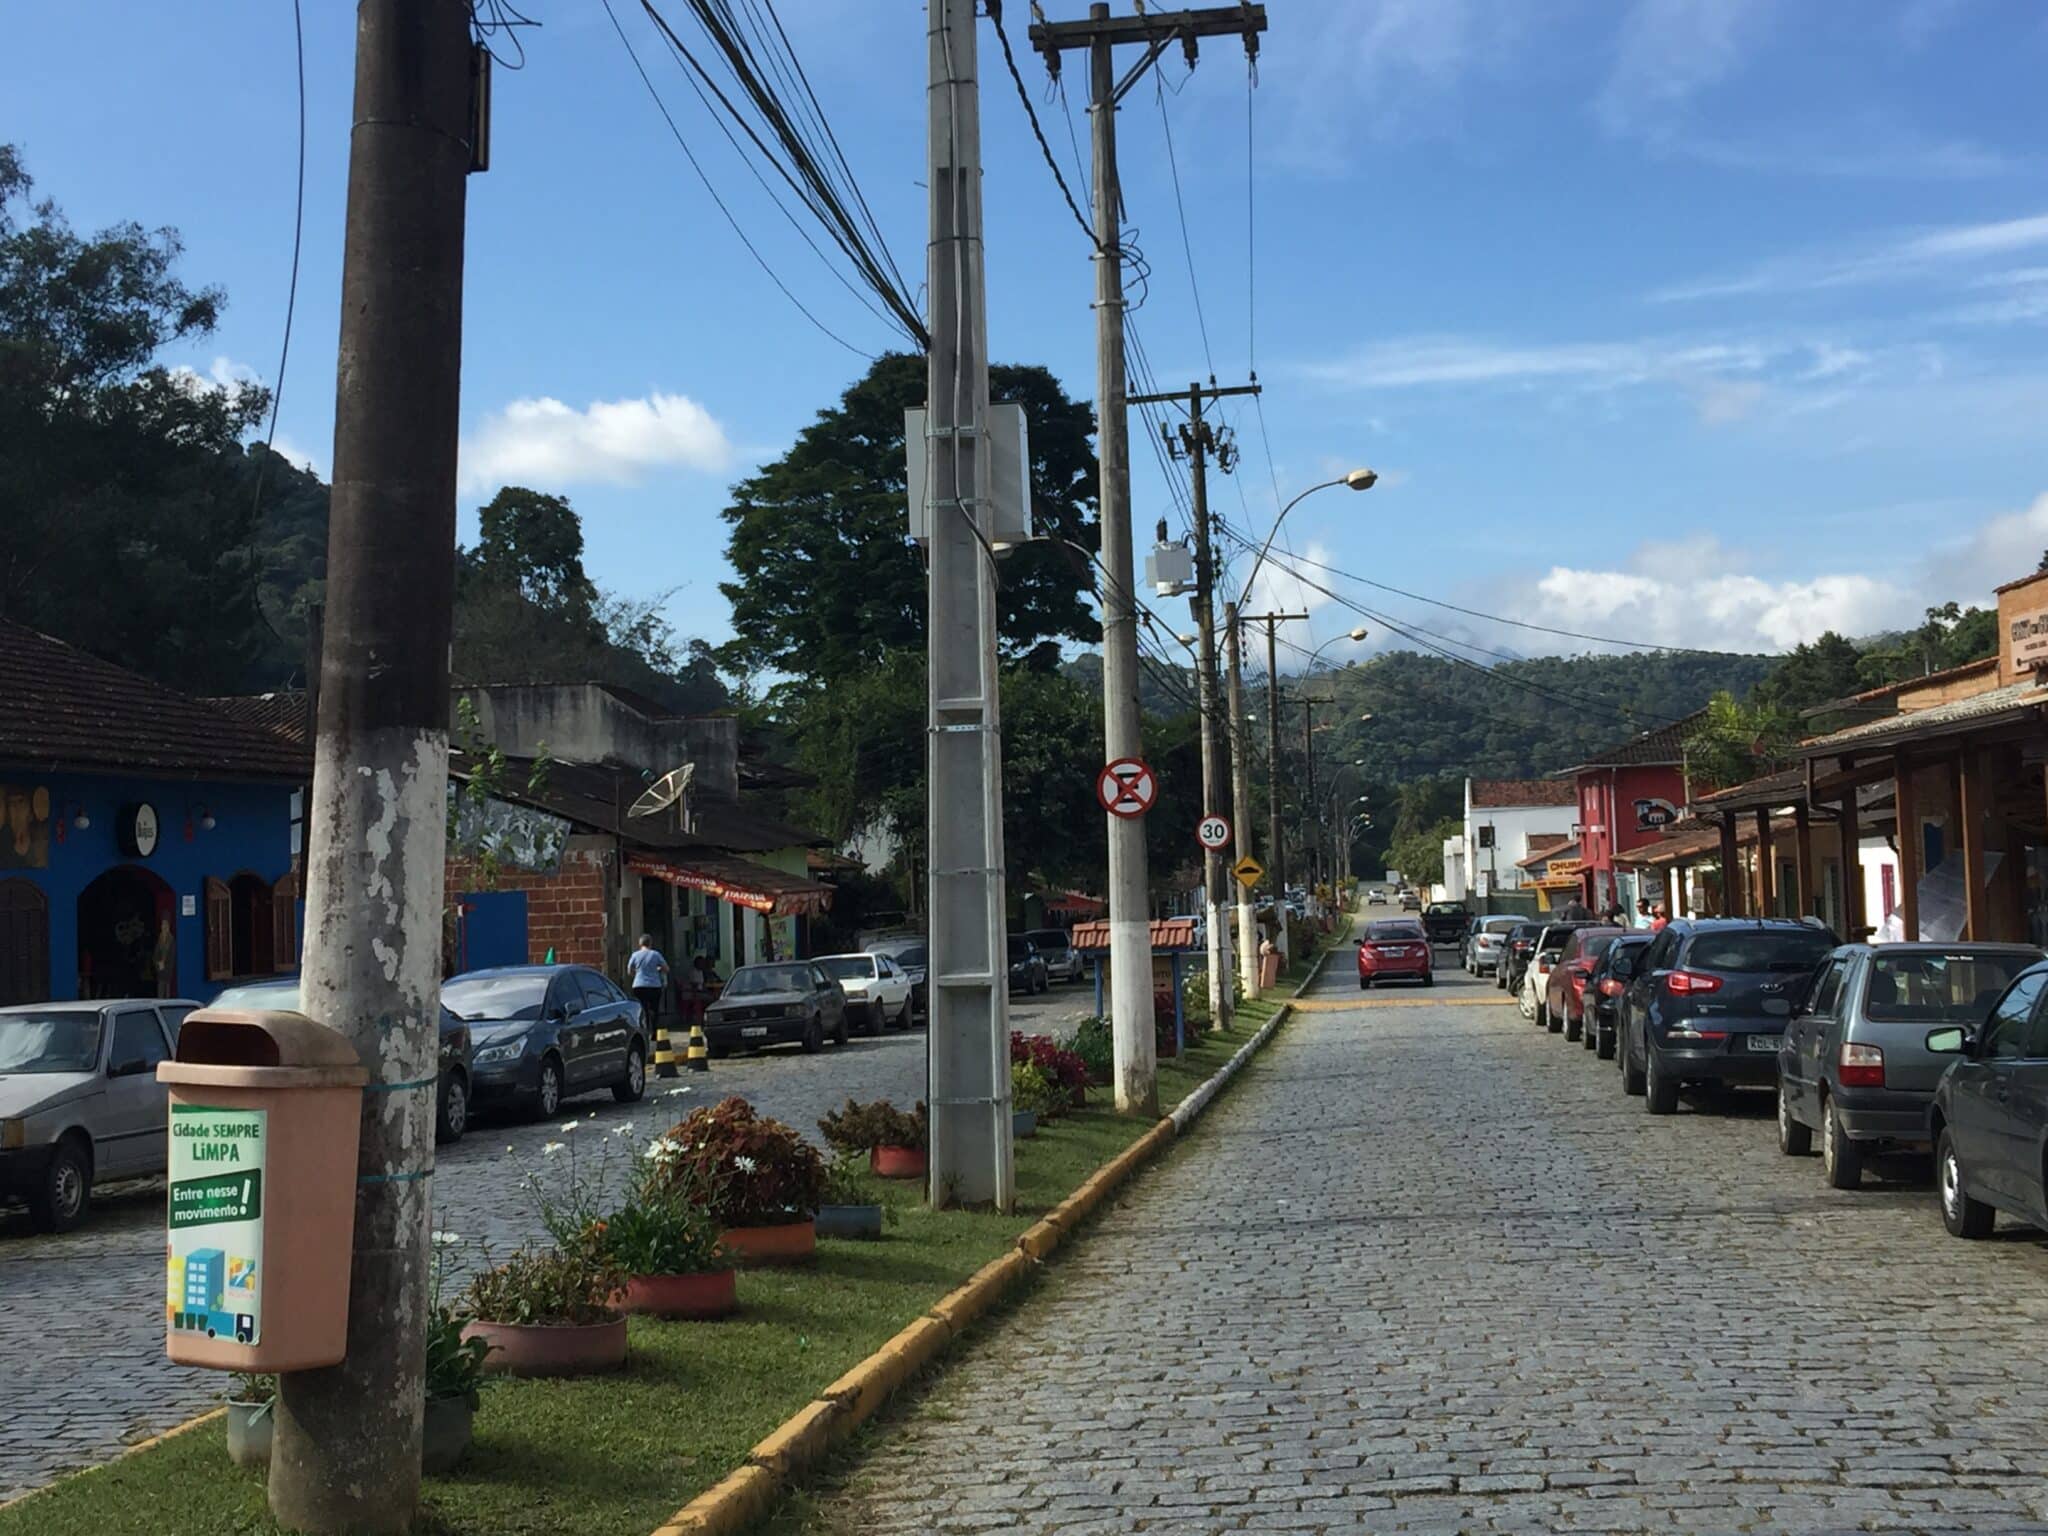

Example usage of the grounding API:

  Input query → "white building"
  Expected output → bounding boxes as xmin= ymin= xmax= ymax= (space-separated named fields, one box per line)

xmin=1442 ymin=833 xmax=1468 ymax=902
xmin=1464 ymin=779 xmax=1580 ymax=898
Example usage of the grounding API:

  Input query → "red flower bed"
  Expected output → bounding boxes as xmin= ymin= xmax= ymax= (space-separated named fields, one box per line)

xmin=1009 ymin=1032 xmax=1088 ymax=1107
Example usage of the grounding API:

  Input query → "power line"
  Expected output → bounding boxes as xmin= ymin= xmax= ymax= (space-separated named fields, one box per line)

xmin=986 ymin=0 xmax=1100 ymax=251
xmin=600 ymin=0 xmax=874 ymax=359
xmin=1154 ymin=71 xmax=1214 ymax=382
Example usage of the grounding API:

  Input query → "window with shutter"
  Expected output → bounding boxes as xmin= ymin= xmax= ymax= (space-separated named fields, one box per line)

xmin=205 ymin=877 xmax=232 ymax=981
xmin=272 ymin=871 xmax=299 ymax=971
xmin=0 ymin=879 xmax=49 ymax=1006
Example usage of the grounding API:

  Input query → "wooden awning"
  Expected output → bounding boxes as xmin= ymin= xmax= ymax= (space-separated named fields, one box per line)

xmin=627 ymin=853 xmax=834 ymax=917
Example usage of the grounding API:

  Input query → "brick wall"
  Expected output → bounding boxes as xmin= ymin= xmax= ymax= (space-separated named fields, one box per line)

xmin=446 ymin=848 xmax=610 ymax=969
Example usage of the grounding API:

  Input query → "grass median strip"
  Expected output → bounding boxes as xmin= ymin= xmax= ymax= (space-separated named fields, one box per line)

xmin=0 ymin=968 xmax=1315 ymax=1536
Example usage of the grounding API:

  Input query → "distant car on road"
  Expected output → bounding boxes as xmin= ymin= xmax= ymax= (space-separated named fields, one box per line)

xmin=1024 ymin=928 xmax=1084 ymax=985
xmin=1422 ymin=901 xmax=1470 ymax=947
xmin=1358 ymin=919 xmax=1432 ymax=989
xmin=1926 ymin=958 xmax=2048 ymax=1238
xmin=704 ymin=961 xmax=849 ymax=1057
xmin=814 ymin=953 xmax=916 ymax=1035
xmin=1618 ymin=918 xmax=1837 ymax=1115
xmin=1465 ymin=915 xmax=1520 ymax=976
xmin=0 ymin=998 xmax=198 ymax=1232
xmin=1399 ymin=891 xmax=1422 ymax=912
xmin=1777 ymin=942 xmax=2038 ymax=1188
xmin=213 ymin=977 xmax=474 ymax=1143
xmin=1367 ymin=888 xmax=1388 ymax=906
xmin=1006 ymin=936 xmax=1049 ymax=995
xmin=1589 ymin=933 xmax=1654 ymax=1060
xmin=1543 ymin=927 xmax=1623 ymax=1038
xmin=445 ymin=964 xmax=649 ymax=1118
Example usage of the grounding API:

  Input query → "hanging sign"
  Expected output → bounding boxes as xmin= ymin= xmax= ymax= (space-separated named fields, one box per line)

xmin=1096 ymin=758 xmax=1157 ymax=820
xmin=167 ymin=1104 xmax=267 ymax=1346
xmin=1634 ymin=797 xmax=1680 ymax=832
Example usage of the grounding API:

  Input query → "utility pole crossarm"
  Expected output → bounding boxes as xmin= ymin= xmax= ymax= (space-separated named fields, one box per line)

xmin=1029 ymin=6 xmax=1268 ymax=51
xmin=1127 ymin=381 xmax=1262 ymax=406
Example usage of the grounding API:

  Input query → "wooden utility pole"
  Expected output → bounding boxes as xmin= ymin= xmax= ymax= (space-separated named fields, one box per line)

xmin=1031 ymin=2 xmax=1266 ymax=1111
xmin=269 ymin=2 xmax=474 ymax=1528
xmin=924 ymin=0 xmax=1012 ymax=1209
xmin=1241 ymin=611 xmax=1307 ymax=957
xmin=1130 ymin=378 xmax=1261 ymax=1028
xmin=1224 ymin=600 xmax=1258 ymax=996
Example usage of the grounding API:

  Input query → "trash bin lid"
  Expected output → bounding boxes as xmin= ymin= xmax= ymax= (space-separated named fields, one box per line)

xmin=159 ymin=1008 xmax=369 ymax=1091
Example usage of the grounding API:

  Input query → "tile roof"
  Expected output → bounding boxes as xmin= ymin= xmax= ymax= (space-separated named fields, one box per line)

xmin=0 ymin=621 xmax=309 ymax=781
xmin=1555 ymin=708 xmax=1707 ymax=774
xmin=627 ymin=851 xmax=834 ymax=917
xmin=203 ymin=690 xmax=309 ymax=745
xmin=1469 ymin=777 xmax=1578 ymax=808
xmin=1068 ymin=917 xmax=1199 ymax=952
xmin=1516 ymin=836 xmax=1577 ymax=869
xmin=1797 ymin=679 xmax=2048 ymax=757
xmin=1688 ymin=767 xmax=1805 ymax=812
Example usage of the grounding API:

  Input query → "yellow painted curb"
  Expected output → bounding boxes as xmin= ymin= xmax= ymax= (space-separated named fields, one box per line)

xmin=644 ymin=981 xmax=1318 ymax=1536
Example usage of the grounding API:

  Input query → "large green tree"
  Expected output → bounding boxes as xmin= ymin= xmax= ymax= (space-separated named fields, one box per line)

xmin=717 ymin=351 xmax=1100 ymax=685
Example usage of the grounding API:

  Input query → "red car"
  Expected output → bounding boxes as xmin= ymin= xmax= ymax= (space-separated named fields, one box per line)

xmin=1358 ymin=920 xmax=1433 ymax=989
xmin=1541 ymin=926 xmax=1622 ymax=1036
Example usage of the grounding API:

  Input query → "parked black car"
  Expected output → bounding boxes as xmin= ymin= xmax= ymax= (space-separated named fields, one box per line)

xmin=1927 ymin=960 xmax=2048 ymax=1238
xmin=1007 ymin=936 xmax=1049 ymax=995
xmin=1498 ymin=920 xmax=1550 ymax=994
xmin=1619 ymin=918 xmax=1837 ymax=1115
xmin=1778 ymin=942 xmax=2037 ymax=1188
xmin=1587 ymin=933 xmax=1653 ymax=1061
xmin=704 ymin=961 xmax=849 ymax=1056
xmin=447 ymin=964 xmax=648 ymax=1118
xmin=214 ymin=978 xmax=475 ymax=1142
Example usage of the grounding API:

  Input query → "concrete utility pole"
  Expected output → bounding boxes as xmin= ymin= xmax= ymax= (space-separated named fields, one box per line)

xmin=1241 ymin=611 xmax=1306 ymax=961
xmin=1131 ymin=379 xmax=1261 ymax=1030
xmin=924 ymin=0 xmax=1012 ymax=1209
xmin=1301 ymin=696 xmax=1317 ymax=907
xmin=1223 ymin=600 xmax=1259 ymax=997
xmin=1032 ymin=0 xmax=1266 ymax=1113
xmin=270 ymin=2 xmax=474 ymax=1529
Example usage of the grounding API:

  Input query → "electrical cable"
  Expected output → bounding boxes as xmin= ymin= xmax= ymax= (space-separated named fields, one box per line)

xmin=600 ymin=0 xmax=875 ymax=360
xmin=987 ymin=0 xmax=1102 ymax=252
xmin=1154 ymin=71 xmax=1214 ymax=382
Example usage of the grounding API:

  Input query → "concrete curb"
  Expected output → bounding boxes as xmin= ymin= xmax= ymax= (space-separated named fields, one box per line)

xmin=0 ymin=1405 xmax=226 ymax=1516
xmin=648 ymin=935 xmax=1344 ymax=1536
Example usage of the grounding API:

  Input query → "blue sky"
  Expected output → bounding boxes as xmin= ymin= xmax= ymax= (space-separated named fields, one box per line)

xmin=8 ymin=0 xmax=2048 ymax=672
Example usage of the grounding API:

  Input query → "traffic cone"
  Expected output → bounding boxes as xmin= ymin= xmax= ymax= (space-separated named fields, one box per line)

xmin=685 ymin=1020 xmax=710 ymax=1072
xmin=653 ymin=1023 xmax=678 ymax=1079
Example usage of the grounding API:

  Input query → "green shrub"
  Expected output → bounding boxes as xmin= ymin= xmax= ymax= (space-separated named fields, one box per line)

xmin=1069 ymin=1015 xmax=1112 ymax=1083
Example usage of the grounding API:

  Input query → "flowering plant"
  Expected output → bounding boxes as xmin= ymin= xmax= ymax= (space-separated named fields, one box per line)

xmin=1009 ymin=1032 xmax=1088 ymax=1107
xmin=459 ymin=1244 xmax=621 ymax=1327
xmin=1068 ymin=1016 xmax=1113 ymax=1084
xmin=655 ymin=1096 xmax=826 ymax=1227
xmin=1010 ymin=1060 xmax=1066 ymax=1120
xmin=817 ymin=1098 xmax=927 ymax=1154
xmin=597 ymin=1147 xmax=729 ymax=1275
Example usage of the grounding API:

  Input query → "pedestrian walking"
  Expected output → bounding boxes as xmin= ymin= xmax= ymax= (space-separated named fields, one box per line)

xmin=627 ymin=934 xmax=669 ymax=1032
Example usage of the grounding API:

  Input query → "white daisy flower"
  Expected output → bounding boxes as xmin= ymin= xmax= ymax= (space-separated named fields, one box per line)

xmin=560 ymin=1121 xmax=581 ymax=1133
xmin=733 ymin=1154 xmax=758 ymax=1174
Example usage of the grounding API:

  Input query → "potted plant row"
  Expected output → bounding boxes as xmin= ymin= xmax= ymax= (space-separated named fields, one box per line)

xmin=818 ymin=1098 xmax=928 ymax=1180
xmin=608 ymin=1143 xmax=736 ymax=1318
xmin=815 ymin=1151 xmax=886 ymax=1240
xmin=652 ymin=1096 xmax=827 ymax=1264
xmin=1011 ymin=1061 xmax=1065 ymax=1136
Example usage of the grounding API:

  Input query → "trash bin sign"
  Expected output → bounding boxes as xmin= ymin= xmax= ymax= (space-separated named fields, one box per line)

xmin=167 ymin=1105 xmax=268 ymax=1346
xmin=159 ymin=1008 xmax=367 ymax=1373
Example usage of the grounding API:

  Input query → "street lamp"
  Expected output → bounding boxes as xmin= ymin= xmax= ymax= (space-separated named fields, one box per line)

xmin=1301 ymin=624 xmax=1369 ymax=673
xmin=1236 ymin=470 xmax=1377 ymax=607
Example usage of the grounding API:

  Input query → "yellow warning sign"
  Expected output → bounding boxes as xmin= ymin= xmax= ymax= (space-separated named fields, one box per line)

xmin=1232 ymin=856 xmax=1264 ymax=890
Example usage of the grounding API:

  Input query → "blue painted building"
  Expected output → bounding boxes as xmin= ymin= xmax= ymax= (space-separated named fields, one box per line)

xmin=0 ymin=622 xmax=307 ymax=1006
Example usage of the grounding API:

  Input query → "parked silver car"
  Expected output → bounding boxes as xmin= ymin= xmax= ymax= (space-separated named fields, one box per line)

xmin=1776 ymin=942 xmax=2040 ymax=1188
xmin=1024 ymin=928 xmax=1084 ymax=984
xmin=0 ymin=998 xmax=199 ymax=1231
xmin=1465 ymin=915 xmax=1521 ymax=976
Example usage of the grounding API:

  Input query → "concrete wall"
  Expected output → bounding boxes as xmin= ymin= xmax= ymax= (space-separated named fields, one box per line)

xmin=1464 ymin=800 xmax=1578 ymax=892
xmin=456 ymin=684 xmax=739 ymax=796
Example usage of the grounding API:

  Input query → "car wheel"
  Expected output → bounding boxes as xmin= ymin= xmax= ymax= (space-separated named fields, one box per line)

xmin=1645 ymin=1046 xmax=1678 ymax=1116
xmin=1595 ymin=1023 xmax=1615 ymax=1061
xmin=1422 ymin=971 xmax=1434 ymax=988
xmin=1358 ymin=975 xmax=1370 ymax=990
xmin=1547 ymin=1003 xmax=1564 ymax=1036
xmin=437 ymin=1072 xmax=470 ymax=1143
xmin=1565 ymin=1008 xmax=1582 ymax=1043
xmin=1938 ymin=1127 xmax=1994 ymax=1239
xmin=1820 ymin=1096 xmax=1863 ymax=1190
xmin=612 ymin=1044 xmax=647 ymax=1104
xmin=28 ymin=1135 xmax=90 ymax=1234
xmin=533 ymin=1055 xmax=565 ymax=1120
xmin=1622 ymin=1027 xmax=1646 ymax=1096
xmin=1776 ymin=1079 xmax=1812 ymax=1156
xmin=835 ymin=1012 xmax=850 ymax=1047
xmin=801 ymin=1014 xmax=824 ymax=1054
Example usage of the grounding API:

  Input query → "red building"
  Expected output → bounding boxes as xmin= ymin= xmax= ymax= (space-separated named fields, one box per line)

xmin=1556 ymin=710 xmax=1700 ymax=913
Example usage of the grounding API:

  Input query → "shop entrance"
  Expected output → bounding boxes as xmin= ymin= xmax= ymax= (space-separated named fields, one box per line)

xmin=77 ymin=865 xmax=175 ymax=999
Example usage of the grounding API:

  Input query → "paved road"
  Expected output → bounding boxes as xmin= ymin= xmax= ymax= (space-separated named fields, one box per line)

xmin=805 ymin=959 xmax=2048 ymax=1535
xmin=0 ymin=982 xmax=1095 ymax=1504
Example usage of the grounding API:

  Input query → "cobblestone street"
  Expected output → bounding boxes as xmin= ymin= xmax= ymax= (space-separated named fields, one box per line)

xmin=805 ymin=961 xmax=2048 ymax=1535
xmin=0 ymin=987 xmax=1094 ymax=1504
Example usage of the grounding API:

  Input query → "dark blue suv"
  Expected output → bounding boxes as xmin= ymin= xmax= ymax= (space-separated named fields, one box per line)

xmin=1619 ymin=917 xmax=1837 ymax=1115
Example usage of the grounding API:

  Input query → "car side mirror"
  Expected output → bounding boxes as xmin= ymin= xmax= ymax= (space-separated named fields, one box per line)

xmin=109 ymin=1056 xmax=152 ymax=1079
xmin=545 ymin=1006 xmax=567 ymax=1024
xmin=1925 ymin=1026 xmax=1970 ymax=1056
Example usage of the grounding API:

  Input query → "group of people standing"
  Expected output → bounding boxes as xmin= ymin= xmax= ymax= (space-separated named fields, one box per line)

xmin=626 ymin=935 xmax=721 ymax=1029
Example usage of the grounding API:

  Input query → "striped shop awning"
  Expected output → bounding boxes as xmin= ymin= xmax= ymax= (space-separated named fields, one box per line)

xmin=626 ymin=853 xmax=835 ymax=917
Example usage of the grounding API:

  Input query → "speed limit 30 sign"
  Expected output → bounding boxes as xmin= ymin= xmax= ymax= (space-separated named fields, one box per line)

xmin=1196 ymin=813 xmax=1231 ymax=851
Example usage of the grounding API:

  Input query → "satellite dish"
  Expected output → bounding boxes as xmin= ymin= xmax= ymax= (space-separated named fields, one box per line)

xmin=629 ymin=764 xmax=694 ymax=825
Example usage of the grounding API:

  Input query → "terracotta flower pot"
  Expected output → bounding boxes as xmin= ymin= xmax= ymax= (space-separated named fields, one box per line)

xmin=463 ymin=1315 xmax=628 ymax=1377
xmin=614 ymin=1269 xmax=737 ymax=1320
xmin=870 ymin=1144 xmax=928 ymax=1180
xmin=717 ymin=1219 xmax=817 ymax=1265
xmin=816 ymin=1203 xmax=883 ymax=1240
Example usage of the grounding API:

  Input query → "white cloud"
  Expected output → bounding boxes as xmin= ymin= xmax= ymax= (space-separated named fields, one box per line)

xmin=1244 ymin=539 xmax=1340 ymax=622
xmin=459 ymin=392 xmax=732 ymax=493
xmin=1674 ymin=131 xmax=2017 ymax=181
xmin=1653 ymin=210 xmax=2048 ymax=303
xmin=266 ymin=431 xmax=324 ymax=477
xmin=168 ymin=354 xmax=264 ymax=398
xmin=1922 ymin=491 xmax=2048 ymax=599
xmin=1597 ymin=0 xmax=1766 ymax=139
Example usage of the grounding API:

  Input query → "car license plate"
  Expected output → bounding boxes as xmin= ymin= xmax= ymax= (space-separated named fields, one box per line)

xmin=741 ymin=1026 xmax=768 ymax=1039
xmin=1745 ymin=1034 xmax=1779 ymax=1052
